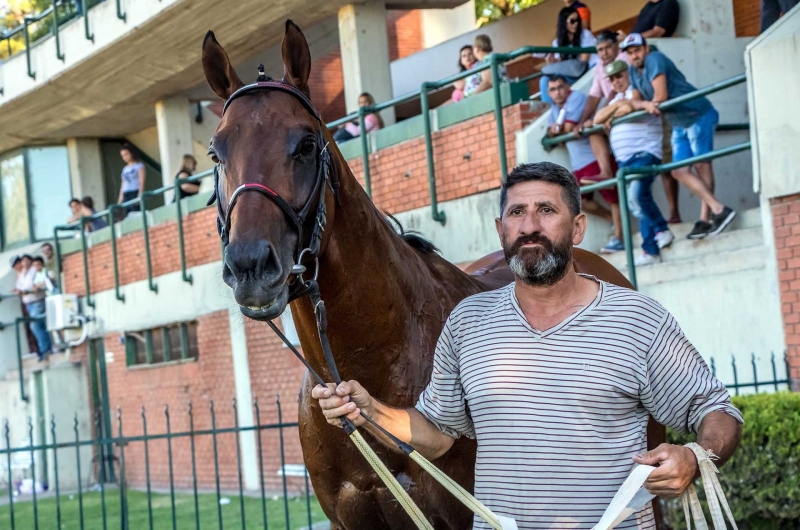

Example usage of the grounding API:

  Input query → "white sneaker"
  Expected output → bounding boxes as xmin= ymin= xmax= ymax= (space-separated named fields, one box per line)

xmin=634 ymin=252 xmax=662 ymax=266
xmin=655 ymin=230 xmax=674 ymax=249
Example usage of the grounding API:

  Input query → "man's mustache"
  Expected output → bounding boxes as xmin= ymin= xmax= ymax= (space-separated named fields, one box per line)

xmin=508 ymin=233 xmax=555 ymax=256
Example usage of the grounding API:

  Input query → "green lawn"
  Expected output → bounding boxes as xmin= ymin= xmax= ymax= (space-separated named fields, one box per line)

xmin=0 ymin=489 xmax=328 ymax=529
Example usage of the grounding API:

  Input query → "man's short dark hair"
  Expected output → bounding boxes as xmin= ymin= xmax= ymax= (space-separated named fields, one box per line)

xmin=596 ymin=30 xmax=618 ymax=44
xmin=69 ymin=198 xmax=80 ymax=206
xmin=500 ymin=162 xmax=581 ymax=217
xmin=32 ymin=256 xmax=44 ymax=265
xmin=547 ymin=75 xmax=569 ymax=86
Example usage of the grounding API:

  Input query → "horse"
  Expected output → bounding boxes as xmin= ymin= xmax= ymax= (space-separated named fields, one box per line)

xmin=202 ymin=21 xmax=663 ymax=529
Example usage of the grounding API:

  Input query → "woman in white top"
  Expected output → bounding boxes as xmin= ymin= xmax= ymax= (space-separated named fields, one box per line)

xmin=539 ymin=7 xmax=598 ymax=104
xmin=117 ymin=143 xmax=146 ymax=214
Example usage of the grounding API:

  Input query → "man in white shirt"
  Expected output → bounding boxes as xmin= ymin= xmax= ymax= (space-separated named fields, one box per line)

xmin=13 ymin=254 xmax=52 ymax=359
xmin=593 ymin=60 xmax=674 ymax=265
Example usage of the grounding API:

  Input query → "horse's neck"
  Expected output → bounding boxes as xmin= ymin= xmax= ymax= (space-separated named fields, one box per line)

xmin=290 ymin=163 xmax=479 ymax=395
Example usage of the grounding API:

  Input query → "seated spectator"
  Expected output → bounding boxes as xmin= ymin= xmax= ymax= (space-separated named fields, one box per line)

xmin=539 ymin=7 xmax=598 ymax=104
xmin=623 ymin=34 xmax=736 ymax=239
xmin=14 ymin=254 xmax=53 ymax=360
xmin=761 ymin=0 xmax=799 ymax=31
xmin=544 ymin=75 xmax=623 ymax=253
xmin=631 ymin=0 xmax=680 ymax=38
xmin=175 ymin=154 xmax=200 ymax=200
xmin=81 ymin=196 xmax=109 ymax=232
xmin=333 ymin=92 xmax=384 ymax=144
xmin=463 ymin=34 xmax=508 ymax=98
xmin=563 ymin=0 xmax=591 ymax=29
xmin=594 ymin=60 xmax=674 ymax=266
xmin=451 ymin=45 xmax=477 ymax=103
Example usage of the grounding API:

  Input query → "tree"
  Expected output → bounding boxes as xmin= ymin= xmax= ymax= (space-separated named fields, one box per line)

xmin=475 ymin=0 xmax=548 ymax=27
xmin=1 ymin=0 xmax=79 ymax=59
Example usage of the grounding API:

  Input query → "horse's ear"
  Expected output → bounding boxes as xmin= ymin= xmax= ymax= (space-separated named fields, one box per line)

xmin=202 ymin=31 xmax=245 ymax=100
xmin=281 ymin=20 xmax=311 ymax=97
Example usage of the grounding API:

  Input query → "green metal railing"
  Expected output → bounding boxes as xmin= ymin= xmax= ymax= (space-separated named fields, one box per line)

xmin=0 ymin=315 xmax=47 ymax=402
xmin=0 ymin=397 xmax=322 ymax=530
xmin=326 ymin=45 xmax=597 ymax=225
xmin=53 ymin=171 xmax=213 ymax=304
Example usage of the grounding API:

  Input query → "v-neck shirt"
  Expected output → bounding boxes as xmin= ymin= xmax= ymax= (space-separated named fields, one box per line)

xmin=415 ymin=277 xmax=742 ymax=530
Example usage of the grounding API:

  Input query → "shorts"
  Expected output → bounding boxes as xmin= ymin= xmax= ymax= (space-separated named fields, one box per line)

xmin=576 ymin=161 xmax=619 ymax=205
xmin=671 ymin=107 xmax=718 ymax=163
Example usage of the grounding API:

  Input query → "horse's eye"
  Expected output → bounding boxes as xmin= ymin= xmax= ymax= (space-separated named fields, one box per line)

xmin=300 ymin=138 xmax=316 ymax=156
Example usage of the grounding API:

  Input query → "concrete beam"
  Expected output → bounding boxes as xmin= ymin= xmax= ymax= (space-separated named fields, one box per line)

xmin=67 ymin=138 xmax=106 ymax=209
xmin=156 ymin=96 xmax=194 ymax=193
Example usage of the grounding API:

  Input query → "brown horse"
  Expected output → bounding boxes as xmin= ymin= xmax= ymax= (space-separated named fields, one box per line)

xmin=202 ymin=21 xmax=662 ymax=530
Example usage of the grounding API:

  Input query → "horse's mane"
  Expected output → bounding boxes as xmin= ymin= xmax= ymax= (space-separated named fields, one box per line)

xmin=384 ymin=212 xmax=439 ymax=254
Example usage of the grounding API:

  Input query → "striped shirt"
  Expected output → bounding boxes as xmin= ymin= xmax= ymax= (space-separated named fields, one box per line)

xmin=415 ymin=277 xmax=742 ymax=530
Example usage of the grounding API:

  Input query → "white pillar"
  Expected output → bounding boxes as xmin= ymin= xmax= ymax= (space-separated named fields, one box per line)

xmin=155 ymin=96 xmax=194 ymax=195
xmin=228 ymin=307 xmax=259 ymax=490
xmin=66 ymin=138 xmax=106 ymax=209
xmin=338 ymin=2 xmax=395 ymax=125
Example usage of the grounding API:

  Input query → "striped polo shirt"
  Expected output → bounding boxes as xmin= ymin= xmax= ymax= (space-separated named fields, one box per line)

xmin=415 ymin=277 xmax=742 ymax=530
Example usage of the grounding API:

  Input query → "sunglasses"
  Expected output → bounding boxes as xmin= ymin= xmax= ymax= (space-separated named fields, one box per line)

xmin=567 ymin=17 xmax=579 ymax=24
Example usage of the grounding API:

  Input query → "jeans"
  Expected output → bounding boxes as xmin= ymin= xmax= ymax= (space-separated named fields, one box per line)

xmin=26 ymin=300 xmax=51 ymax=357
xmin=333 ymin=128 xmax=356 ymax=144
xmin=672 ymin=107 xmax=719 ymax=162
xmin=122 ymin=190 xmax=140 ymax=214
xmin=540 ymin=74 xmax=580 ymax=104
xmin=621 ymin=153 xmax=668 ymax=256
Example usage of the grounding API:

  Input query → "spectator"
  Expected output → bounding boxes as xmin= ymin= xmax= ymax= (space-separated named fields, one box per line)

xmin=175 ymin=154 xmax=200 ymax=200
xmin=9 ymin=255 xmax=40 ymax=357
xmin=451 ymin=45 xmax=477 ymax=103
xmin=31 ymin=257 xmax=55 ymax=295
xmin=539 ymin=7 xmax=598 ymax=104
xmin=81 ymin=196 xmax=109 ymax=232
xmin=463 ymin=34 xmax=508 ymax=98
xmin=545 ymin=75 xmax=623 ymax=253
xmin=761 ymin=0 xmax=799 ymax=31
xmin=40 ymin=243 xmax=58 ymax=286
xmin=333 ymin=93 xmax=384 ymax=144
xmin=623 ymin=34 xmax=736 ymax=239
xmin=14 ymin=255 xmax=52 ymax=360
xmin=631 ymin=0 xmax=680 ymax=38
xmin=117 ymin=143 xmax=145 ymax=214
xmin=594 ymin=60 xmax=674 ymax=265
xmin=563 ymin=0 xmax=591 ymax=29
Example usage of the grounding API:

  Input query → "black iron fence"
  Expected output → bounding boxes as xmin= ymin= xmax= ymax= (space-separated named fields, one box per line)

xmin=709 ymin=351 xmax=792 ymax=394
xmin=1 ymin=396 xmax=323 ymax=530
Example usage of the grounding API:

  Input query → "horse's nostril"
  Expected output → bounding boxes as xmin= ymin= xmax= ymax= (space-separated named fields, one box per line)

xmin=224 ymin=240 xmax=282 ymax=283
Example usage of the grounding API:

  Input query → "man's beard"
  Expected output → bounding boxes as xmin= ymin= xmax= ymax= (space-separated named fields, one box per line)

xmin=502 ymin=231 xmax=572 ymax=286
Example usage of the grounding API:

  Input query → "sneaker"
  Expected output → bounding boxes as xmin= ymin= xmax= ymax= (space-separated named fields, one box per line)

xmin=635 ymin=252 xmax=662 ymax=266
xmin=707 ymin=206 xmax=736 ymax=237
xmin=686 ymin=220 xmax=712 ymax=240
xmin=655 ymin=230 xmax=674 ymax=249
xmin=600 ymin=237 xmax=625 ymax=254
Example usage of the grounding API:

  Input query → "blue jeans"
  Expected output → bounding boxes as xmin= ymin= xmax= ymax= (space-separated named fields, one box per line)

xmin=671 ymin=107 xmax=719 ymax=162
xmin=26 ymin=299 xmax=51 ymax=357
xmin=540 ymin=74 xmax=580 ymax=104
xmin=621 ymin=153 xmax=668 ymax=256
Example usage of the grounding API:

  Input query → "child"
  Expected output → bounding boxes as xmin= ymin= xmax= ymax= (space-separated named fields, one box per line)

xmin=31 ymin=257 xmax=55 ymax=295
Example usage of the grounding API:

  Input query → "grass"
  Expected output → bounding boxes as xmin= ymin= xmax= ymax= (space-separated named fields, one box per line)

xmin=0 ymin=489 xmax=328 ymax=529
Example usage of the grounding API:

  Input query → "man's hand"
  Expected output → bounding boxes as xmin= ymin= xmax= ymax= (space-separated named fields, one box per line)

xmin=545 ymin=53 xmax=557 ymax=64
xmin=641 ymin=101 xmax=661 ymax=115
xmin=633 ymin=443 xmax=698 ymax=498
xmin=311 ymin=380 xmax=373 ymax=428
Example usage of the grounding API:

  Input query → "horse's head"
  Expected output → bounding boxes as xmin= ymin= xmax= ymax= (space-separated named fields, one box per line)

xmin=203 ymin=21 xmax=332 ymax=321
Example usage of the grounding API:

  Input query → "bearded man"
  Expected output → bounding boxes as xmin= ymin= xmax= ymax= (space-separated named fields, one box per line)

xmin=312 ymin=162 xmax=742 ymax=529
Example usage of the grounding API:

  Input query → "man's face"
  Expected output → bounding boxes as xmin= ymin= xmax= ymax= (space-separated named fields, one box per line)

xmin=609 ymin=70 xmax=630 ymax=94
xmin=495 ymin=181 xmax=586 ymax=286
xmin=41 ymin=244 xmax=53 ymax=259
xmin=12 ymin=262 xmax=22 ymax=273
xmin=626 ymin=45 xmax=647 ymax=68
xmin=33 ymin=262 xmax=43 ymax=272
xmin=21 ymin=257 xmax=31 ymax=269
xmin=597 ymin=40 xmax=619 ymax=65
xmin=548 ymin=80 xmax=570 ymax=106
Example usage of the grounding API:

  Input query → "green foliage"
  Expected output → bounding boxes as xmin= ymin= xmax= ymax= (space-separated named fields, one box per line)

xmin=663 ymin=392 xmax=800 ymax=530
xmin=474 ymin=0 xmax=548 ymax=27
xmin=1 ymin=0 xmax=81 ymax=60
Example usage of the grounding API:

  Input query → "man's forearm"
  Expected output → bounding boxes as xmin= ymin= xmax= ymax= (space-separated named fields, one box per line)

xmin=579 ymin=96 xmax=601 ymax=125
xmin=641 ymin=27 xmax=666 ymax=38
xmin=696 ymin=411 xmax=742 ymax=468
xmin=370 ymin=400 xmax=455 ymax=460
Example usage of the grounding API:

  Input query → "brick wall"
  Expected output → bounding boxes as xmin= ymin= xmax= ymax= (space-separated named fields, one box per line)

xmin=387 ymin=10 xmax=423 ymax=61
xmin=733 ymin=0 xmax=761 ymax=37
xmin=770 ymin=195 xmax=800 ymax=388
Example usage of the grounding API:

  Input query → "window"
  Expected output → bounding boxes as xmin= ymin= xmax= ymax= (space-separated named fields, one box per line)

xmin=125 ymin=321 xmax=198 ymax=367
xmin=27 ymin=146 xmax=73 ymax=241
xmin=0 ymin=153 xmax=31 ymax=247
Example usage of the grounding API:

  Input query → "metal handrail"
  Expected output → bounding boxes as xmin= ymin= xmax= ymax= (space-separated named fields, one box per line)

xmin=579 ymin=141 xmax=752 ymax=289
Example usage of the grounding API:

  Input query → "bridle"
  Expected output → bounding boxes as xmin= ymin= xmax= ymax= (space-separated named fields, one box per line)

xmin=207 ymin=68 xmax=338 ymax=302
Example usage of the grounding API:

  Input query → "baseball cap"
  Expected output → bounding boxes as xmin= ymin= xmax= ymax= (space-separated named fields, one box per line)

xmin=620 ymin=33 xmax=646 ymax=50
xmin=9 ymin=255 xmax=21 ymax=267
xmin=605 ymin=60 xmax=629 ymax=77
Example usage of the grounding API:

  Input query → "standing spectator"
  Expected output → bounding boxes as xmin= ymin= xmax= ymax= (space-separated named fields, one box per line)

xmin=31 ymin=257 xmax=55 ymax=295
xmin=463 ymin=34 xmax=508 ymax=98
xmin=80 ymin=196 xmax=108 ymax=232
xmin=175 ymin=155 xmax=200 ymax=200
xmin=451 ymin=45 xmax=477 ymax=103
xmin=623 ymin=34 xmax=736 ymax=239
xmin=333 ymin=93 xmax=384 ymax=143
xmin=14 ymin=255 xmax=52 ymax=360
xmin=117 ymin=143 xmax=145 ymax=214
xmin=40 ymin=243 xmax=58 ymax=287
xmin=631 ymin=0 xmax=680 ymax=38
xmin=9 ymin=255 xmax=42 ymax=357
xmin=761 ymin=0 xmax=799 ymax=31
xmin=594 ymin=60 xmax=674 ymax=265
xmin=539 ymin=8 xmax=598 ymax=104
xmin=545 ymin=76 xmax=623 ymax=253
xmin=563 ymin=0 xmax=591 ymax=29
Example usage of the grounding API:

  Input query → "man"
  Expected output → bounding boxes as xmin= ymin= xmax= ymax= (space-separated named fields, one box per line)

xmin=313 ymin=162 xmax=742 ymax=529
xmin=623 ymin=33 xmax=736 ymax=239
xmin=40 ymin=243 xmax=58 ymax=286
xmin=631 ymin=0 xmax=680 ymax=38
xmin=464 ymin=34 xmax=508 ymax=97
xmin=594 ymin=60 xmax=673 ymax=265
xmin=546 ymin=76 xmax=623 ymax=254
xmin=14 ymin=254 xmax=52 ymax=360
xmin=564 ymin=0 xmax=591 ymax=29
xmin=760 ymin=0 xmax=797 ymax=32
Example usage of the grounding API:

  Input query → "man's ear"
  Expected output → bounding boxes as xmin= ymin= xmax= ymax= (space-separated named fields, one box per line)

xmin=495 ymin=217 xmax=503 ymax=243
xmin=572 ymin=212 xmax=588 ymax=246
